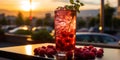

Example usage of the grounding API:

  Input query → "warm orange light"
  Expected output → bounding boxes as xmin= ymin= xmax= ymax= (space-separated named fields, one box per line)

xmin=20 ymin=1 xmax=36 ymax=11
xmin=21 ymin=26 xmax=28 ymax=30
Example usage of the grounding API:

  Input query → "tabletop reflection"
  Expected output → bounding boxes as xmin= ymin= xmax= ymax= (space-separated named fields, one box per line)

xmin=25 ymin=45 xmax=32 ymax=55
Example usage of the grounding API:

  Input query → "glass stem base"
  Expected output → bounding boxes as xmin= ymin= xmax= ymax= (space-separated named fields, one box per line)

xmin=56 ymin=51 xmax=67 ymax=60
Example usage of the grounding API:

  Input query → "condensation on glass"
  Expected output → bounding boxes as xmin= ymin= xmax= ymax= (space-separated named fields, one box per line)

xmin=55 ymin=9 xmax=76 ymax=55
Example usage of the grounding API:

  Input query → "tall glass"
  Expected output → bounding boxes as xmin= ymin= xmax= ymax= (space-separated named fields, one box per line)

xmin=55 ymin=9 xmax=76 ymax=57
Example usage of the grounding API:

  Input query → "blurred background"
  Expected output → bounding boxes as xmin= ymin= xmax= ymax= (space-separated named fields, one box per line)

xmin=0 ymin=0 xmax=120 ymax=47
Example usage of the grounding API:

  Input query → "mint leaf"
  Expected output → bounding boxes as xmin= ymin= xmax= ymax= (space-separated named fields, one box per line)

xmin=70 ymin=0 xmax=74 ymax=4
xmin=80 ymin=3 xmax=84 ymax=6
xmin=76 ymin=0 xmax=80 ymax=3
xmin=74 ymin=4 xmax=80 ymax=12
xmin=66 ymin=0 xmax=84 ymax=13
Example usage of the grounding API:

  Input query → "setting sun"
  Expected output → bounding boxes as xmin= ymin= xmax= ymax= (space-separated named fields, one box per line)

xmin=20 ymin=1 xmax=36 ymax=11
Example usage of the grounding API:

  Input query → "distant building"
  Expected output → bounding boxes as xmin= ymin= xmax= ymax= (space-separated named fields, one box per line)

xmin=45 ymin=13 xmax=51 ymax=19
xmin=32 ymin=17 xmax=38 ymax=26
xmin=78 ymin=10 xmax=99 ymax=18
xmin=0 ymin=13 xmax=5 ymax=20
xmin=44 ymin=13 xmax=53 ymax=26
xmin=6 ymin=16 xmax=16 ymax=25
xmin=117 ymin=0 xmax=120 ymax=18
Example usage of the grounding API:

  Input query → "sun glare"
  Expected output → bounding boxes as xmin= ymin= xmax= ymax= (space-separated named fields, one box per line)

xmin=20 ymin=1 xmax=36 ymax=11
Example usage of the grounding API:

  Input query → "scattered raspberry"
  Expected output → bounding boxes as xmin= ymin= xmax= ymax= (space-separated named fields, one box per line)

xmin=83 ymin=46 xmax=88 ymax=49
xmin=96 ymin=50 xmax=104 ymax=58
xmin=41 ymin=46 xmax=46 ymax=49
xmin=91 ymin=48 xmax=97 ymax=54
xmin=46 ymin=47 xmax=57 ymax=58
xmin=46 ymin=48 xmax=57 ymax=55
xmin=47 ymin=45 xmax=54 ymax=48
xmin=34 ymin=47 xmax=40 ymax=55
xmin=69 ymin=34 xmax=73 ymax=38
xmin=98 ymin=48 xmax=104 ymax=53
xmin=88 ymin=51 xmax=96 ymax=59
xmin=66 ymin=51 xmax=73 ymax=58
xmin=88 ymin=45 xmax=94 ymax=50
xmin=38 ymin=48 xmax=46 ymax=57
xmin=34 ymin=45 xmax=104 ymax=59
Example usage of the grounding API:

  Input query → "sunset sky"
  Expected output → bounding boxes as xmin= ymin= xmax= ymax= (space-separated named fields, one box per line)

xmin=0 ymin=0 xmax=118 ymax=17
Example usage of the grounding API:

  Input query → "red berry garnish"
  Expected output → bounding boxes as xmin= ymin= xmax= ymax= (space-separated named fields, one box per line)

xmin=38 ymin=48 xmax=46 ymax=57
xmin=61 ymin=32 xmax=68 ymax=37
xmin=66 ymin=51 xmax=73 ymax=59
xmin=83 ymin=49 xmax=90 ymax=59
xmin=33 ymin=45 xmax=104 ymax=59
xmin=75 ymin=47 xmax=80 ymax=52
xmin=80 ymin=52 xmax=88 ymax=60
xmin=74 ymin=51 xmax=83 ymax=60
xmin=88 ymin=45 xmax=94 ymax=50
xmin=46 ymin=48 xmax=56 ymax=58
xmin=91 ymin=48 xmax=97 ymax=54
xmin=41 ymin=46 xmax=46 ymax=49
xmin=69 ymin=34 xmax=73 ymax=38
xmin=96 ymin=50 xmax=103 ymax=58
xmin=34 ymin=48 xmax=38 ymax=55
xmin=34 ymin=47 xmax=40 ymax=55
xmin=83 ymin=46 xmax=88 ymax=49
xmin=88 ymin=51 xmax=95 ymax=59
xmin=65 ymin=38 xmax=71 ymax=43
xmin=47 ymin=45 xmax=54 ymax=48
xmin=98 ymin=48 xmax=104 ymax=53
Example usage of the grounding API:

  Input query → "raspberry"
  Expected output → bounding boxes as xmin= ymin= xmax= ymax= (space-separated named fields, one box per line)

xmin=65 ymin=39 xmax=71 ymax=43
xmin=41 ymin=46 xmax=46 ymax=49
xmin=91 ymin=48 xmax=97 ymax=54
xmin=98 ymin=48 xmax=104 ymax=53
xmin=47 ymin=45 xmax=54 ymax=48
xmin=66 ymin=51 xmax=73 ymax=60
xmin=38 ymin=48 xmax=46 ymax=57
xmin=33 ymin=45 xmax=104 ymax=59
xmin=80 ymin=52 xmax=88 ymax=60
xmin=81 ymin=48 xmax=88 ymax=52
xmin=46 ymin=48 xmax=57 ymax=58
xmin=75 ymin=47 xmax=80 ymax=52
xmin=88 ymin=45 xmax=94 ymax=50
xmin=69 ymin=34 xmax=73 ymax=38
xmin=96 ymin=50 xmax=103 ymax=58
xmin=74 ymin=51 xmax=82 ymax=60
xmin=88 ymin=51 xmax=95 ymax=59
xmin=34 ymin=47 xmax=40 ymax=55
xmin=83 ymin=49 xmax=90 ymax=59
xmin=65 ymin=44 xmax=74 ymax=51
xmin=61 ymin=32 xmax=68 ymax=37
xmin=83 ymin=46 xmax=88 ymax=49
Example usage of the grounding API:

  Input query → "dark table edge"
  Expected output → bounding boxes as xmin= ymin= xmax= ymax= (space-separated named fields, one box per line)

xmin=76 ymin=42 xmax=120 ymax=49
xmin=0 ymin=50 xmax=53 ymax=60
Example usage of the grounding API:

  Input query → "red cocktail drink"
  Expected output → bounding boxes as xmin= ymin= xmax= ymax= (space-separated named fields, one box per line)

xmin=55 ymin=8 xmax=76 ymax=54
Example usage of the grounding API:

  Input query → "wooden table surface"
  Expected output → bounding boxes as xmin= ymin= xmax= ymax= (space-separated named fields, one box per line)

xmin=0 ymin=43 xmax=120 ymax=60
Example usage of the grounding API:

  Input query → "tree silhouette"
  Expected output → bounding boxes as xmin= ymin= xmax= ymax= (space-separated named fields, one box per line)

xmin=0 ymin=13 xmax=7 ymax=25
xmin=24 ymin=17 xmax=30 ymax=26
xmin=104 ymin=2 xmax=115 ymax=28
xmin=0 ymin=15 xmax=7 ymax=25
xmin=93 ymin=1 xmax=115 ymax=29
xmin=16 ymin=12 xmax=24 ymax=26
xmin=76 ymin=17 xmax=86 ymax=29
xmin=88 ymin=17 xmax=99 ymax=27
xmin=36 ymin=18 xmax=43 ymax=26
